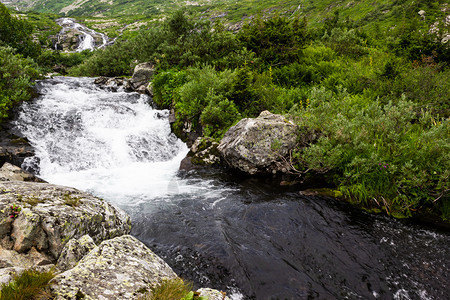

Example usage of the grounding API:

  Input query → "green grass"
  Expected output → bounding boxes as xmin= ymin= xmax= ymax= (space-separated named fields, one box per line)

xmin=0 ymin=269 xmax=54 ymax=300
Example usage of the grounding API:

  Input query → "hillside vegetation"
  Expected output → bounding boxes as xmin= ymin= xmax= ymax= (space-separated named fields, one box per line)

xmin=1 ymin=1 xmax=449 ymax=222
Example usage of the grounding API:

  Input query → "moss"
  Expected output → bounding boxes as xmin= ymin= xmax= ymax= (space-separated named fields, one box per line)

xmin=63 ymin=193 xmax=82 ymax=207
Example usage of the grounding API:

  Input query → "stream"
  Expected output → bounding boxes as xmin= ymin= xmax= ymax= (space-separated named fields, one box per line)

xmin=12 ymin=77 xmax=450 ymax=299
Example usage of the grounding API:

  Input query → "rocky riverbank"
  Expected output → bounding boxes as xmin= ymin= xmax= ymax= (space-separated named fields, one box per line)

xmin=0 ymin=164 xmax=229 ymax=299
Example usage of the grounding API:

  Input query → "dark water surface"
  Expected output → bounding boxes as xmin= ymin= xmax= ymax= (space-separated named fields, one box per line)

xmin=128 ymin=170 xmax=449 ymax=300
xmin=13 ymin=77 xmax=449 ymax=300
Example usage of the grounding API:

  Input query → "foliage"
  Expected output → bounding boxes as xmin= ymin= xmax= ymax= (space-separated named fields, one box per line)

xmin=0 ymin=3 xmax=41 ymax=58
xmin=0 ymin=46 xmax=39 ymax=123
xmin=200 ymin=93 xmax=240 ymax=138
xmin=291 ymin=87 xmax=449 ymax=217
xmin=0 ymin=269 xmax=54 ymax=300
xmin=140 ymin=278 xmax=207 ymax=300
xmin=237 ymin=15 xmax=309 ymax=65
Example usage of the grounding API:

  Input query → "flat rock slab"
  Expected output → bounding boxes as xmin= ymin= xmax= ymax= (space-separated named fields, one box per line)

xmin=0 ymin=181 xmax=131 ymax=259
xmin=50 ymin=235 xmax=178 ymax=300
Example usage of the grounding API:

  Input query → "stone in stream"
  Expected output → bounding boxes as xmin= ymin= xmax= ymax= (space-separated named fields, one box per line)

xmin=129 ymin=62 xmax=154 ymax=94
xmin=218 ymin=110 xmax=298 ymax=175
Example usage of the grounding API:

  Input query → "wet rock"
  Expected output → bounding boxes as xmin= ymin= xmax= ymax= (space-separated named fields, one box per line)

xmin=129 ymin=62 xmax=154 ymax=94
xmin=0 ymin=181 xmax=131 ymax=259
xmin=94 ymin=76 xmax=131 ymax=92
xmin=180 ymin=137 xmax=221 ymax=171
xmin=218 ymin=110 xmax=298 ymax=175
xmin=0 ymin=162 xmax=45 ymax=182
xmin=197 ymin=288 xmax=230 ymax=300
xmin=56 ymin=235 xmax=96 ymax=271
xmin=0 ymin=132 xmax=35 ymax=169
xmin=50 ymin=235 xmax=178 ymax=299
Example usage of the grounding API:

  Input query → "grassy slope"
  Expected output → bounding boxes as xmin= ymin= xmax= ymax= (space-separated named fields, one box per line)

xmin=8 ymin=0 xmax=448 ymax=43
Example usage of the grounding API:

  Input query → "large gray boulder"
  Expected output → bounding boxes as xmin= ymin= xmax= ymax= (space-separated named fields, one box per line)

xmin=0 ymin=181 xmax=131 ymax=260
xmin=218 ymin=111 xmax=298 ymax=175
xmin=129 ymin=62 xmax=154 ymax=94
xmin=50 ymin=235 xmax=178 ymax=299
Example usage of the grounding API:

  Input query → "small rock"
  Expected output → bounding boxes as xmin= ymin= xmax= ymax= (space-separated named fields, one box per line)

xmin=197 ymin=288 xmax=230 ymax=300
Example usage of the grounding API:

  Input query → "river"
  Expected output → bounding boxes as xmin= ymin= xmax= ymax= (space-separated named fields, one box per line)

xmin=12 ymin=77 xmax=450 ymax=299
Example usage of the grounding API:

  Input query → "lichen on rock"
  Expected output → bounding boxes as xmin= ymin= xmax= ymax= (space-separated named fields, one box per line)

xmin=218 ymin=110 xmax=298 ymax=175
xmin=50 ymin=235 xmax=178 ymax=299
xmin=0 ymin=181 xmax=131 ymax=259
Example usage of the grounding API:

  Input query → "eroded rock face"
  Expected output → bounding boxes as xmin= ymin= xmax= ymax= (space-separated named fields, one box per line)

xmin=50 ymin=235 xmax=178 ymax=299
xmin=218 ymin=111 xmax=298 ymax=175
xmin=0 ymin=181 xmax=131 ymax=259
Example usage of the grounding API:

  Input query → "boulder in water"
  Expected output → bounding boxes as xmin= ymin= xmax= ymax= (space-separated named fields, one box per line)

xmin=218 ymin=111 xmax=298 ymax=175
xmin=50 ymin=235 xmax=178 ymax=299
xmin=129 ymin=62 xmax=154 ymax=94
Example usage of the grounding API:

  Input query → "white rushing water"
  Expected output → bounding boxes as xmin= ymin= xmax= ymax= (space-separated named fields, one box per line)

xmin=56 ymin=18 xmax=109 ymax=52
xmin=14 ymin=77 xmax=190 ymax=205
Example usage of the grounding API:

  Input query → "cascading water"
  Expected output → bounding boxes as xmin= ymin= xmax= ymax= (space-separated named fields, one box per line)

xmin=55 ymin=18 xmax=109 ymax=52
xmin=15 ymin=77 xmax=189 ymax=203
xmin=12 ymin=77 xmax=450 ymax=299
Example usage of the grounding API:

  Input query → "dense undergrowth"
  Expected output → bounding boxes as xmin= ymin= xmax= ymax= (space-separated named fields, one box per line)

xmin=1 ymin=1 xmax=449 ymax=221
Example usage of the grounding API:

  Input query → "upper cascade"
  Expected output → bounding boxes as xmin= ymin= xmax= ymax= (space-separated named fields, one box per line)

xmin=55 ymin=18 xmax=111 ymax=52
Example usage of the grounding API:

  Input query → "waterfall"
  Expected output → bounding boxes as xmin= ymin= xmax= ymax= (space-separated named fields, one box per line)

xmin=13 ymin=77 xmax=188 ymax=204
xmin=55 ymin=18 xmax=110 ymax=52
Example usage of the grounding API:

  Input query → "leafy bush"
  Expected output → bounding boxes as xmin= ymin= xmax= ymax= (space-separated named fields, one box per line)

xmin=292 ymin=87 xmax=449 ymax=217
xmin=0 ymin=269 xmax=54 ymax=300
xmin=171 ymin=65 xmax=235 ymax=136
xmin=152 ymin=69 xmax=187 ymax=109
xmin=0 ymin=46 xmax=39 ymax=123
xmin=0 ymin=3 xmax=41 ymax=58
xmin=237 ymin=15 xmax=309 ymax=65
xmin=200 ymin=92 xmax=240 ymax=138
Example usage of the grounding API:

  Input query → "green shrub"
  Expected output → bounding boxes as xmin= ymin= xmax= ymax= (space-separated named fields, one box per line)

xmin=0 ymin=3 xmax=41 ymax=58
xmin=152 ymin=69 xmax=187 ymax=109
xmin=292 ymin=86 xmax=449 ymax=218
xmin=200 ymin=92 xmax=240 ymax=138
xmin=172 ymin=65 xmax=235 ymax=135
xmin=0 ymin=269 xmax=54 ymax=300
xmin=237 ymin=15 xmax=309 ymax=65
xmin=0 ymin=46 xmax=39 ymax=123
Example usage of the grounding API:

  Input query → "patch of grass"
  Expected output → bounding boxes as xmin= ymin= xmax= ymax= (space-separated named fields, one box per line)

xmin=0 ymin=269 xmax=54 ymax=300
xmin=139 ymin=278 xmax=192 ymax=300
